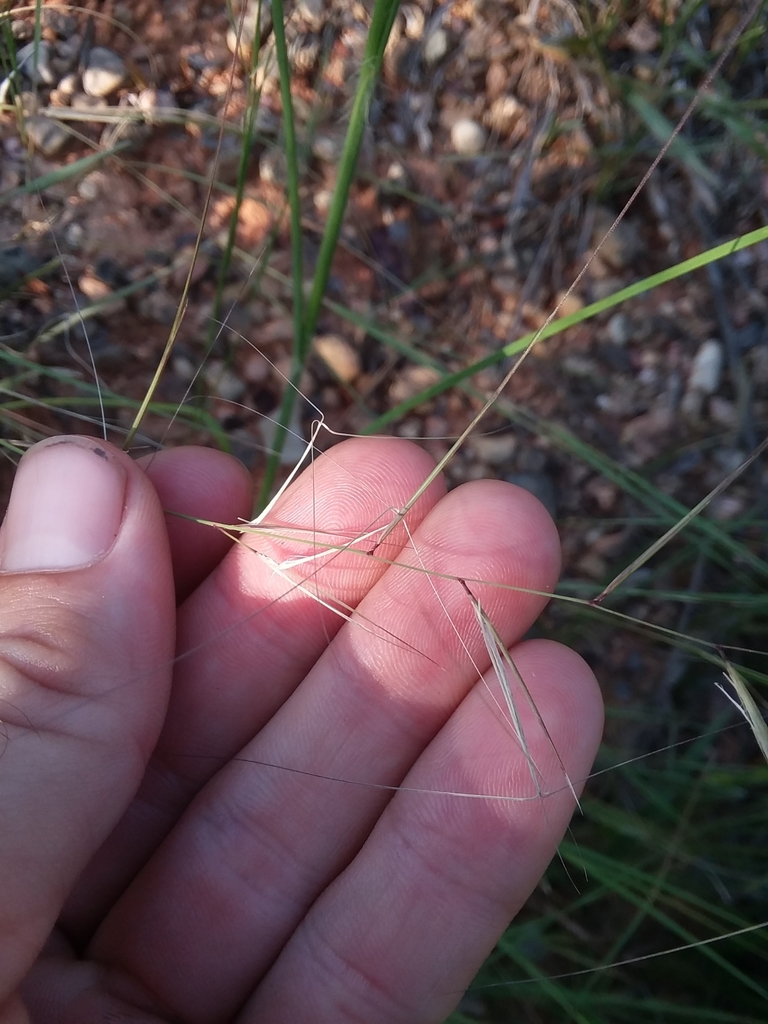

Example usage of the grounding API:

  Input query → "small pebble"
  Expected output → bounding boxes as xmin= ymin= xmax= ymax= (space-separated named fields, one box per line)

xmin=16 ymin=41 xmax=55 ymax=85
xmin=624 ymin=15 xmax=661 ymax=53
xmin=555 ymin=289 xmax=584 ymax=318
xmin=575 ymin=552 xmax=608 ymax=581
xmin=708 ymin=494 xmax=745 ymax=521
xmin=259 ymin=318 xmax=295 ymax=344
xmin=227 ymin=0 xmax=273 ymax=58
xmin=467 ymin=433 xmax=517 ymax=466
xmin=563 ymin=354 xmax=599 ymax=379
xmin=172 ymin=353 xmax=197 ymax=384
xmin=585 ymin=476 xmax=619 ymax=511
xmin=423 ymin=27 xmax=448 ymax=64
xmin=607 ymin=312 xmax=631 ymax=346
xmin=242 ymin=350 xmax=271 ymax=384
xmin=56 ymin=73 xmax=78 ymax=98
xmin=713 ymin=448 xmax=747 ymax=475
xmin=55 ymin=34 xmax=82 ymax=68
xmin=289 ymin=35 xmax=321 ymax=73
xmin=297 ymin=0 xmax=325 ymax=30
xmin=688 ymin=338 xmax=723 ymax=394
xmin=82 ymin=47 xmax=126 ymax=98
xmin=65 ymin=222 xmax=84 ymax=249
xmin=204 ymin=360 xmax=246 ymax=403
xmin=485 ymin=95 xmax=523 ymax=134
xmin=312 ymin=134 xmax=343 ymax=163
xmin=396 ymin=418 xmax=422 ymax=439
xmin=24 ymin=116 xmax=70 ymax=156
xmin=255 ymin=105 xmax=280 ymax=136
xmin=78 ymin=271 xmax=114 ymax=301
xmin=491 ymin=274 xmax=517 ymax=297
xmin=314 ymin=334 xmax=360 ymax=383
xmin=450 ymin=118 xmax=486 ymax=156
xmin=259 ymin=147 xmax=287 ymax=185
xmin=389 ymin=365 xmax=441 ymax=404
xmin=386 ymin=160 xmax=408 ymax=186
xmin=423 ymin=414 xmax=448 ymax=438
xmin=77 ymin=171 xmax=106 ymax=200
xmin=42 ymin=8 xmax=77 ymax=36
xmin=313 ymin=189 xmax=333 ymax=216
xmin=11 ymin=20 xmax=34 ymax=41
xmin=389 ymin=121 xmax=408 ymax=147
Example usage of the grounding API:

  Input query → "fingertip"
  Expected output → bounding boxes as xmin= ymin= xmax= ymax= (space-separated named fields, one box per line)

xmin=460 ymin=477 xmax=562 ymax=585
xmin=272 ymin=435 xmax=445 ymax=526
xmin=508 ymin=638 xmax=604 ymax=777
xmin=414 ymin=476 xmax=563 ymax=627
xmin=0 ymin=437 xmax=128 ymax=573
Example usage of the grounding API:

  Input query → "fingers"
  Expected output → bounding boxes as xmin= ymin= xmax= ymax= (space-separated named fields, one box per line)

xmin=160 ymin=437 xmax=445 ymax=783
xmin=138 ymin=447 xmax=254 ymax=603
xmin=243 ymin=642 xmax=603 ymax=1024
xmin=0 ymin=438 xmax=176 ymax=1003
xmin=91 ymin=472 xmax=563 ymax=1023
xmin=62 ymin=438 xmax=443 ymax=937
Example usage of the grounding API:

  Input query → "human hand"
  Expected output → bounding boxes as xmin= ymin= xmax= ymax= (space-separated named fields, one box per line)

xmin=0 ymin=434 xmax=602 ymax=1023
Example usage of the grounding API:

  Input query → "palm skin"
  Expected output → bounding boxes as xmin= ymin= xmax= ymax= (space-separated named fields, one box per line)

xmin=0 ymin=436 xmax=602 ymax=1024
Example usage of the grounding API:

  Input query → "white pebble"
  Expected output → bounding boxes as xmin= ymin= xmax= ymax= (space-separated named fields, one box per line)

xmin=312 ymin=134 xmax=342 ymax=163
xmin=424 ymin=27 xmax=448 ymax=65
xmin=57 ymin=73 xmax=78 ymax=97
xmin=485 ymin=95 xmax=523 ymax=134
xmin=688 ymin=339 xmax=723 ymax=395
xmin=607 ymin=312 xmax=631 ymax=345
xmin=204 ymin=361 xmax=245 ymax=402
xmin=314 ymin=334 xmax=360 ymax=383
xmin=82 ymin=47 xmax=126 ymax=98
xmin=77 ymin=170 xmax=105 ymax=200
xmin=450 ymin=118 xmax=486 ymax=156
xmin=313 ymin=189 xmax=333 ymax=216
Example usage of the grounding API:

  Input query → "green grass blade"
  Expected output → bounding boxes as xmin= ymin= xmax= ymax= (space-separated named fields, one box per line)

xmin=594 ymin=435 xmax=768 ymax=602
xmin=258 ymin=0 xmax=401 ymax=508
xmin=627 ymin=90 xmax=719 ymax=187
xmin=0 ymin=142 xmax=132 ymax=206
xmin=255 ymin=0 xmax=306 ymax=505
xmin=362 ymin=226 xmax=768 ymax=434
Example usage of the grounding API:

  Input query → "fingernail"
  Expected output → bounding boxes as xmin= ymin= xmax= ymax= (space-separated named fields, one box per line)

xmin=0 ymin=439 xmax=127 ymax=572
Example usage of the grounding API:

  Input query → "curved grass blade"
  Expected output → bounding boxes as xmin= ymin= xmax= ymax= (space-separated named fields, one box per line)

xmin=717 ymin=659 xmax=768 ymax=765
xmin=593 ymin=435 xmax=768 ymax=604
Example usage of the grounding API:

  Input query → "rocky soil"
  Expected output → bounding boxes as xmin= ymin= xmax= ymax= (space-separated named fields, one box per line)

xmin=2 ymin=0 xmax=768 ymax=727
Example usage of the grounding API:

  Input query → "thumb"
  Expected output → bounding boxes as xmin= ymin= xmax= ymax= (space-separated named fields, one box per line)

xmin=0 ymin=437 xmax=176 ymax=1002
